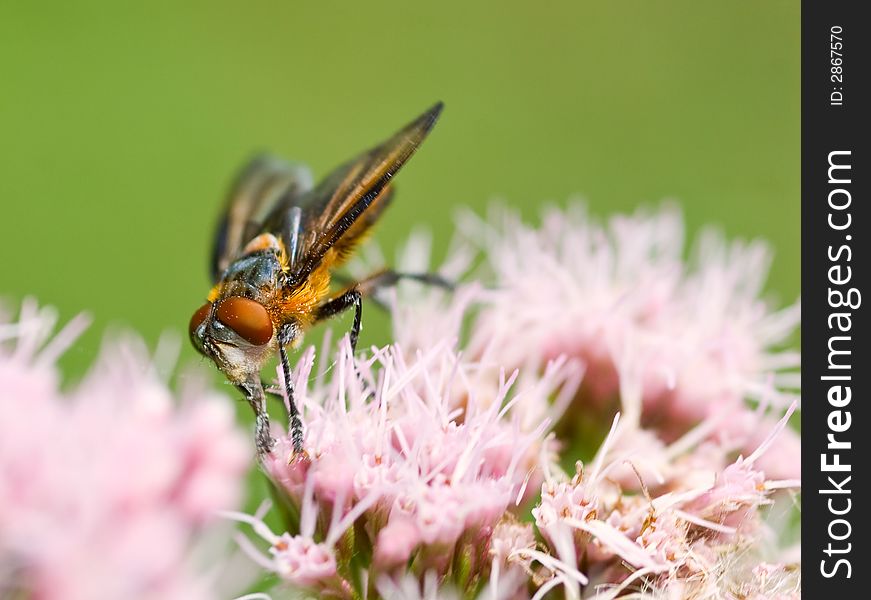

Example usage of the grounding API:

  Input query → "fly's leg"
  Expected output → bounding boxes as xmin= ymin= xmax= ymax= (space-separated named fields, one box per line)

xmin=315 ymin=289 xmax=363 ymax=353
xmin=332 ymin=270 xmax=453 ymax=311
xmin=361 ymin=270 xmax=454 ymax=292
xmin=314 ymin=270 xmax=453 ymax=351
xmin=313 ymin=273 xmax=452 ymax=405
xmin=237 ymin=379 xmax=274 ymax=456
xmin=279 ymin=324 xmax=305 ymax=455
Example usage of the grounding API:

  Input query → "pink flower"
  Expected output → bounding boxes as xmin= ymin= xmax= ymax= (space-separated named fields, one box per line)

xmin=374 ymin=512 xmax=421 ymax=568
xmin=241 ymin=336 xmax=568 ymax=598
xmin=460 ymin=205 xmax=800 ymax=442
xmin=0 ymin=300 xmax=251 ymax=600
xmin=224 ymin=202 xmax=801 ymax=599
xmin=529 ymin=404 xmax=800 ymax=599
xmin=221 ymin=498 xmax=347 ymax=595
xmin=270 ymin=533 xmax=338 ymax=586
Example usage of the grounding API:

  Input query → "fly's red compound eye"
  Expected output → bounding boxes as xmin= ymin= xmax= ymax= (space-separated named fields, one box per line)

xmin=216 ymin=297 xmax=274 ymax=346
xmin=189 ymin=302 xmax=212 ymax=338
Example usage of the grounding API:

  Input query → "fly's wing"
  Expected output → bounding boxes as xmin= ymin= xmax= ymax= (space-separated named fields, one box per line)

xmin=211 ymin=155 xmax=313 ymax=281
xmin=270 ymin=102 xmax=443 ymax=284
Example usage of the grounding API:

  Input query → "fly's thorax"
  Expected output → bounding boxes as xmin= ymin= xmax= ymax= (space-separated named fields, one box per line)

xmin=278 ymin=262 xmax=333 ymax=329
xmin=219 ymin=249 xmax=285 ymax=300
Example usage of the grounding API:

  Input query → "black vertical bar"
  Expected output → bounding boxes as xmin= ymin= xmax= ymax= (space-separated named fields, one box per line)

xmin=802 ymin=1 xmax=869 ymax=595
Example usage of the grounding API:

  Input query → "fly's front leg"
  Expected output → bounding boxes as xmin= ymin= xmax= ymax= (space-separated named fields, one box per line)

xmin=315 ymin=288 xmax=363 ymax=354
xmin=279 ymin=324 xmax=305 ymax=455
xmin=237 ymin=379 xmax=274 ymax=457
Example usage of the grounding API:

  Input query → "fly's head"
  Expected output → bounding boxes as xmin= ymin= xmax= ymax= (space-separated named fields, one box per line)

xmin=189 ymin=246 xmax=296 ymax=385
xmin=189 ymin=295 xmax=279 ymax=384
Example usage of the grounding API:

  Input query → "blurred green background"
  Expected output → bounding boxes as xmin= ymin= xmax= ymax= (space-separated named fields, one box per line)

xmin=0 ymin=1 xmax=798 ymax=378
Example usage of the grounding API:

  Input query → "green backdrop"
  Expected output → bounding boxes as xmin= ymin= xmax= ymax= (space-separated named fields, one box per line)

xmin=0 ymin=1 xmax=799 ymax=378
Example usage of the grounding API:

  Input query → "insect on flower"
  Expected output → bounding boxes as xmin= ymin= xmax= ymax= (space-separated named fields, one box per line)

xmin=189 ymin=103 xmax=446 ymax=456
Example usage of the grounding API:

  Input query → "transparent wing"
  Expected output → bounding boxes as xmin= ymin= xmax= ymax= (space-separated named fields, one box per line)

xmin=266 ymin=102 xmax=443 ymax=283
xmin=211 ymin=155 xmax=313 ymax=281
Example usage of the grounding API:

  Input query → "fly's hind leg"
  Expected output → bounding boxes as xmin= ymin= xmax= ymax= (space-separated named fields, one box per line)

xmin=314 ymin=272 xmax=453 ymax=403
xmin=314 ymin=288 xmax=369 ymax=404
xmin=314 ymin=270 xmax=454 ymax=351
xmin=359 ymin=270 xmax=453 ymax=297
xmin=315 ymin=288 xmax=363 ymax=353
xmin=332 ymin=269 xmax=454 ymax=311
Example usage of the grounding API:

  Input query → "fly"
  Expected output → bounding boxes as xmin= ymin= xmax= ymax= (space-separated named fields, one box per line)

xmin=189 ymin=103 xmax=445 ymax=456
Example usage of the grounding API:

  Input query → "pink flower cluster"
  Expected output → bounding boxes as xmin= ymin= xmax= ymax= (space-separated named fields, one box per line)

xmin=0 ymin=300 xmax=251 ymax=600
xmin=2 ymin=201 xmax=801 ymax=599
xmin=462 ymin=205 xmax=800 ymax=476
xmin=231 ymin=204 xmax=800 ymax=599
xmin=531 ymin=406 xmax=800 ymax=599
xmin=228 ymin=338 xmax=575 ymax=598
